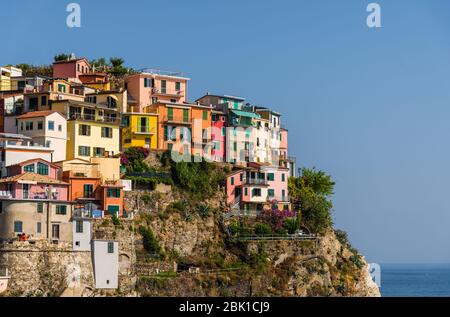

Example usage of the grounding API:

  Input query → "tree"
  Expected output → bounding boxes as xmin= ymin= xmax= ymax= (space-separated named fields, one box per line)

xmin=109 ymin=57 xmax=128 ymax=76
xmin=288 ymin=168 xmax=335 ymax=234
xmin=54 ymin=54 xmax=70 ymax=62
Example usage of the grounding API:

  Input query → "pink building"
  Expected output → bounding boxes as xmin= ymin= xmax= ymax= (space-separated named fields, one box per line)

xmin=226 ymin=163 xmax=290 ymax=212
xmin=211 ymin=110 xmax=227 ymax=162
xmin=53 ymin=58 xmax=91 ymax=80
xmin=6 ymin=158 xmax=60 ymax=179
xmin=124 ymin=69 xmax=189 ymax=112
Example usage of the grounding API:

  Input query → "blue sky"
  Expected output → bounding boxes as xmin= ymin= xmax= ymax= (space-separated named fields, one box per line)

xmin=3 ymin=0 xmax=450 ymax=263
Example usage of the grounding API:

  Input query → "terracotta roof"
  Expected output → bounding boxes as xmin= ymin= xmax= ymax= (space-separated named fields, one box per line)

xmin=0 ymin=172 xmax=68 ymax=185
xmin=16 ymin=111 xmax=61 ymax=119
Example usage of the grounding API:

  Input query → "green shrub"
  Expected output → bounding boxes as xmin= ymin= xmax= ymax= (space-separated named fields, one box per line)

xmin=111 ymin=214 xmax=121 ymax=226
xmin=139 ymin=226 xmax=161 ymax=256
xmin=196 ymin=204 xmax=210 ymax=219
xmin=254 ymin=223 xmax=272 ymax=235
xmin=335 ymin=230 xmax=349 ymax=246
xmin=283 ymin=217 xmax=299 ymax=234
xmin=141 ymin=193 xmax=152 ymax=205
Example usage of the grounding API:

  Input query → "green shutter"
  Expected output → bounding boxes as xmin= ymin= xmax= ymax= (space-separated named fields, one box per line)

xmin=244 ymin=188 xmax=248 ymax=196
xmin=268 ymin=189 xmax=275 ymax=197
xmin=183 ymin=109 xmax=189 ymax=123
xmin=231 ymin=177 xmax=234 ymax=186
xmin=282 ymin=174 xmax=285 ymax=182
xmin=164 ymin=126 xmax=168 ymax=141
xmin=168 ymin=108 xmax=173 ymax=121
xmin=203 ymin=111 xmax=208 ymax=120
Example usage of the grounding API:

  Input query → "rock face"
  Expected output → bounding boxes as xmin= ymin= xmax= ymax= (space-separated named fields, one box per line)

xmin=0 ymin=187 xmax=380 ymax=297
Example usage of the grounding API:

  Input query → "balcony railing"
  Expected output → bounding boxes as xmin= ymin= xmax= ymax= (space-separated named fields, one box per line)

xmin=70 ymin=113 xmax=120 ymax=124
xmin=66 ymin=170 xmax=101 ymax=179
xmin=267 ymin=196 xmax=290 ymax=202
xmin=162 ymin=116 xmax=192 ymax=124
xmin=152 ymin=88 xmax=184 ymax=96
xmin=135 ymin=126 xmax=157 ymax=134
xmin=0 ymin=191 xmax=12 ymax=198
xmin=245 ymin=178 xmax=268 ymax=186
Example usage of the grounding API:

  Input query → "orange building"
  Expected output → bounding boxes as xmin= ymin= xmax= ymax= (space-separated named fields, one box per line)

xmin=146 ymin=101 xmax=212 ymax=159
xmin=57 ymin=158 xmax=124 ymax=217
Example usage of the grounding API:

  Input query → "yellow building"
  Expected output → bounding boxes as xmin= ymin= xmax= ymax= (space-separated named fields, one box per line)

xmin=51 ymin=99 xmax=121 ymax=160
xmin=121 ymin=113 xmax=158 ymax=149
xmin=0 ymin=66 xmax=22 ymax=91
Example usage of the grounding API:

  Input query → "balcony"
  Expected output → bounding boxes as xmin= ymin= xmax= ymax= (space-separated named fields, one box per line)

xmin=152 ymin=87 xmax=184 ymax=97
xmin=162 ymin=116 xmax=192 ymax=125
xmin=69 ymin=113 xmax=120 ymax=124
xmin=66 ymin=170 xmax=101 ymax=179
xmin=134 ymin=125 xmax=157 ymax=135
xmin=245 ymin=178 xmax=268 ymax=186
xmin=0 ymin=191 xmax=12 ymax=199
xmin=267 ymin=195 xmax=290 ymax=203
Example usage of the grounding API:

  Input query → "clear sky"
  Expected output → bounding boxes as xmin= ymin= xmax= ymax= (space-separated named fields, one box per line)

xmin=2 ymin=0 xmax=450 ymax=263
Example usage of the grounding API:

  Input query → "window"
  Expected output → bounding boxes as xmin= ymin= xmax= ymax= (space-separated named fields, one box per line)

xmin=76 ymin=221 xmax=83 ymax=233
xmin=20 ymin=122 xmax=23 ymax=131
xmin=268 ymin=189 xmax=275 ymax=197
xmin=222 ymin=127 xmax=226 ymax=136
xmin=233 ymin=142 xmax=237 ymax=152
xmin=83 ymin=184 xmax=94 ymax=198
xmin=202 ymin=111 xmax=208 ymax=120
xmin=252 ymin=188 xmax=262 ymax=197
xmin=151 ymin=97 xmax=158 ymax=104
xmin=85 ymin=96 xmax=97 ymax=104
xmin=37 ymin=222 xmax=42 ymax=234
xmin=108 ymin=242 xmax=114 ymax=254
xmin=24 ymin=164 xmax=34 ymax=172
xmin=244 ymin=188 xmax=248 ymax=196
xmin=167 ymin=108 xmax=173 ymax=121
xmin=37 ymin=203 xmax=44 ymax=213
xmin=94 ymin=147 xmax=105 ymax=157
xmin=78 ymin=146 xmax=90 ymax=156
xmin=37 ymin=163 xmax=49 ymax=175
xmin=56 ymin=205 xmax=67 ymax=215
xmin=14 ymin=221 xmax=23 ymax=233
xmin=101 ymin=127 xmax=113 ymax=138
xmin=282 ymin=174 xmax=285 ymax=182
xmin=37 ymin=121 xmax=43 ymax=130
xmin=282 ymin=190 xmax=286 ymax=199
xmin=58 ymin=125 xmax=62 ymax=132
xmin=183 ymin=109 xmax=189 ymax=123
xmin=48 ymin=121 xmax=55 ymax=131
xmin=57 ymin=84 xmax=66 ymax=93
xmin=79 ymin=124 xmax=90 ymax=136
xmin=107 ymin=96 xmax=117 ymax=109
xmin=122 ymin=116 xmax=130 ymax=127
xmin=107 ymin=205 xmax=120 ymax=216
xmin=175 ymin=81 xmax=181 ymax=91
xmin=25 ymin=121 xmax=33 ymax=131
xmin=107 ymin=188 xmax=121 ymax=198
xmin=144 ymin=78 xmax=153 ymax=88
xmin=267 ymin=173 xmax=275 ymax=181
xmin=240 ymin=173 xmax=243 ymax=182
xmin=41 ymin=96 xmax=47 ymax=106
xmin=230 ymin=177 xmax=234 ymax=186
xmin=161 ymin=80 xmax=166 ymax=93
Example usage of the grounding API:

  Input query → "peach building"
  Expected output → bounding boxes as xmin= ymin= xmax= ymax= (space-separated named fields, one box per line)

xmin=124 ymin=69 xmax=190 ymax=112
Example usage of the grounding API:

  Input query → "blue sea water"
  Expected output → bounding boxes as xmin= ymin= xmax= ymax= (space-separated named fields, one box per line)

xmin=381 ymin=263 xmax=450 ymax=297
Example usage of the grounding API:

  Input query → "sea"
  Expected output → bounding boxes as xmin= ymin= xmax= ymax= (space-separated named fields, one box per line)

xmin=380 ymin=263 xmax=450 ymax=297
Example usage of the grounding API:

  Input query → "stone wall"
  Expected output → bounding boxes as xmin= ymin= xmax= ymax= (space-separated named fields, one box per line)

xmin=0 ymin=240 xmax=94 ymax=296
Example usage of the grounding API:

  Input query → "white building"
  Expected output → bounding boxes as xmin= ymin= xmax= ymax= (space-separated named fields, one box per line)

xmin=0 ymin=133 xmax=53 ymax=177
xmin=72 ymin=217 xmax=92 ymax=251
xmin=15 ymin=111 xmax=67 ymax=162
xmin=92 ymin=240 xmax=119 ymax=289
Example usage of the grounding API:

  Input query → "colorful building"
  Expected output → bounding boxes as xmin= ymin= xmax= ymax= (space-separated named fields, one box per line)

xmin=52 ymin=57 xmax=91 ymax=80
xmin=226 ymin=162 xmax=290 ymax=213
xmin=58 ymin=157 xmax=124 ymax=217
xmin=0 ymin=66 xmax=22 ymax=91
xmin=0 ymin=162 xmax=72 ymax=242
xmin=124 ymin=69 xmax=189 ymax=110
xmin=210 ymin=109 xmax=227 ymax=162
xmin=79 ymin=72 xmax=111 ymax=91
xmin=15 ymin=111 xmax=67 ymax=162
xmin=23 ymin=79 xmax=88 ymax=113
xmin=121 ymin=112 xmax=158 ymax=149
xmin=51 ymin=98 xmax=121 ymax=160
xmin=0 ymin=132 xmax=53 ymax=177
